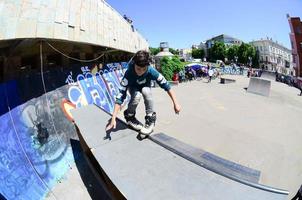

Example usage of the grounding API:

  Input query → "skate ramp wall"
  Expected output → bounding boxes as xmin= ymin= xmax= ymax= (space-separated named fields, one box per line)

xmin=0 ymin=63 xmax=127 ymax=200
xmin=247 ymin=77 xmax=271 ymax=97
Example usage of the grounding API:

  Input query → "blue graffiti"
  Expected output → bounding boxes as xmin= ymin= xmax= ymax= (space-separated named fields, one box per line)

xmin=67 ymin=63 xmax=131 ymax=113
xmin=68 ymin=72 xmax=113 ymax=112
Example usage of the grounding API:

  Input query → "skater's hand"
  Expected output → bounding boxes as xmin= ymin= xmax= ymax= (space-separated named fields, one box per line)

xmin=106 ymin=118 xmax=116 ymax=131
xmin=174 ymin=103 xmax=181 ymax=114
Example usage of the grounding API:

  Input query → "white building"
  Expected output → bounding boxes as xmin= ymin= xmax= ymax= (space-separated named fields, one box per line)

xmin=154 ymin=42 xmax=174 ymax=70
xmin=179 ymin=48 xmax=192 ymax=61
xmin=250 ymin=38 xmax=293 ymax=75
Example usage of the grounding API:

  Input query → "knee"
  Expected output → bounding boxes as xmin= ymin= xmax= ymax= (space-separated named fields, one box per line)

xmin=130 ymin=92 xmax=141 ymax=103
xmin=141 ymin=87 xmax=152 ymax=97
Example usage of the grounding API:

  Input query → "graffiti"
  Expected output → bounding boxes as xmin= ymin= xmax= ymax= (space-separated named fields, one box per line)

xmin=67 ymin=62 xmax=130 ymax=113
xmin=65 ymin=71 xmax=75 ymax=85
xmin=80 ymin=66 xmax=90 ymax=75
xmin=220 ymin=66 xmax=247 ymax=75
xmin=0 ymin=81 xmax=76 ymax=200
xmin=0 ymin=62 xmax=129 ymax=200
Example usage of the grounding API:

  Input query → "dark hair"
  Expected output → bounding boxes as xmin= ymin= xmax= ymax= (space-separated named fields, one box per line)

xmin=133 ymin=50 xmax=150 ymax=67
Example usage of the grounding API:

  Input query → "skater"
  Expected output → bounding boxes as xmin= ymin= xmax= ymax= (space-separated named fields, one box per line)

xmin=106 ymin=50 xmax=181 ymax=135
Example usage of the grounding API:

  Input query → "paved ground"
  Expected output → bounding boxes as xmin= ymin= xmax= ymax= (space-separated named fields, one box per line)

xmin=50 ymin=75 xmax=302 ymax=200
xmin=121 ymin=75 xmax=302 ymax=199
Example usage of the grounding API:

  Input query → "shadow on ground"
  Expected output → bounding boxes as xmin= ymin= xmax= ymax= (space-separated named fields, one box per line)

xmin=70 ymin=139 xmax=111 ymax=200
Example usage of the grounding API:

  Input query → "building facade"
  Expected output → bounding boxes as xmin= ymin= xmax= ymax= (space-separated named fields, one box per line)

xmin=0 ymin=0 xmax=149 ymax=82
xmin=154 ymin=42 xmax=174 ymax=70
xmin=205 ymin=34 xmax=242 ymax=49
xmin=250 ymin=38 xmax=293 ymax=75
xmin=288 ymin=15 xmax=302 ymax=77
xmin=179 ymin=48 xmax=192 ymax=62
xmin=203 ymin=34 xmax=242 ymax=59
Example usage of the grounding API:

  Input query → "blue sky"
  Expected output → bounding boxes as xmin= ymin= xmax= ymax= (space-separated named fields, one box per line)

xmin=105 ymin=0 xmax=302 ymax=49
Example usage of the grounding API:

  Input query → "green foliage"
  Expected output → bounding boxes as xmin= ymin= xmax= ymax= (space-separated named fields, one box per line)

xmin=192 ymin=49 xmax=205 ymax=59
xmin=169 ymin=48 xmax=179 ymax=55
xmin=208 ymin=42 xmax=226 ymax=62
xmin=160 ymin=56 xmax=184 ymax=81
xmin=149 ymin=47 xmax=160 ymax=55
xmin=226 ymin=45 xmax=239 ymax=62
xmin=237 ymin=43 xmax=257 ymax=66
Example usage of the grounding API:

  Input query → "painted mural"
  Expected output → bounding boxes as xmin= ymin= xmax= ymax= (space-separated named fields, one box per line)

xmin=67 ymin=63 xmax=129 ymax=114
xmin=0 ymin=62 xmax=128 ymax=200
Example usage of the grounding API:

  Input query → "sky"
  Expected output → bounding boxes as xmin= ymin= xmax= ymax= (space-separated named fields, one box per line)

xmin=105 ymin=0 xmax=302 ymax=49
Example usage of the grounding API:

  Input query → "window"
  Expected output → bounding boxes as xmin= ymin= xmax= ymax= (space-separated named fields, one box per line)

xmin=295 ymin=26 xmax=302 ymax=34
xmin=260 ymin=46 xmax=263 ymax=51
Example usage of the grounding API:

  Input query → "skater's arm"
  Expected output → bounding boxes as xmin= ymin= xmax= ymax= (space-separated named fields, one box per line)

xmin=106 ymin=71 xmax=130 ymax=131
xmin=167 ymin=89 xmax=181 ymax=114
xmin=106 ymin=103 xmax=121 ymax=131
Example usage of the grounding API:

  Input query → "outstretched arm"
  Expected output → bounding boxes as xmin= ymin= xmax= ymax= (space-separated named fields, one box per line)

xmin=167 ymin=89 xmax=181 ymax=114
xmin=105 ymin=103 xmax=121 ymax=131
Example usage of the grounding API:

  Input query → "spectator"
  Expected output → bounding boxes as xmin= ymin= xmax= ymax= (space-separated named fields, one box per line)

xmin=208 ymin=67 xmax=214 ymax=83
xmin=172 ymin=71 xmax=179 ymax=82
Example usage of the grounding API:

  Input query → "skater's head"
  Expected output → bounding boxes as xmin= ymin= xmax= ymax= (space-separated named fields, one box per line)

xmin=133 ymin=50 xmax=150 ymax=76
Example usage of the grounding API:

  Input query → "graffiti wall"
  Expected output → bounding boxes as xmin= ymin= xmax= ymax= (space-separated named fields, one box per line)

xmin=0 ymin=62 xmax=128 ymax=200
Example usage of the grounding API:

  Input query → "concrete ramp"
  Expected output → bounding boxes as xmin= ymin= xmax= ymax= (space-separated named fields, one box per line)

xmin=261 ymin=71 xmax=276 ymax=81
xmin=247 ymin=77 xmax=271 ymax=96
xmin=71 ymin=104 xmax=288 ymax=200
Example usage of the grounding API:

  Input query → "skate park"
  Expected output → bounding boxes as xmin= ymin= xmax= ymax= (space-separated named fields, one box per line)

xmin=0 ymin=1 xmax=301 ymax=200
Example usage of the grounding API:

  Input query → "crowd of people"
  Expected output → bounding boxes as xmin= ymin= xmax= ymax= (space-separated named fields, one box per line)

xmin=172 ymin=63 xmax=220 ymax=83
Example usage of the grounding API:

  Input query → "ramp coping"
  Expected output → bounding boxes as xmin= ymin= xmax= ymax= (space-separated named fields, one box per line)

xmin=91 ymin=104 xmax=289 ymax=195
xmin=149 ymin=133 xmax=289 ymax=195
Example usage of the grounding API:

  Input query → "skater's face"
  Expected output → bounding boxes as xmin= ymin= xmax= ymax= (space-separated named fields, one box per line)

xmin=134 ymin=64 xmax=148 ymax=76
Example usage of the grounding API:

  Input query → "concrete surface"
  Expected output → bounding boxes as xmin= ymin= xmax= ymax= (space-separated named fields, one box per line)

xmin=0 ymin=0 xmax=148 ymax=52
xmin=71 ymin=104 xmax=287 ymax=200
xmin=247 ymin=77 xmax=271 ymax=96
xmin=122 ymin=75 xmax=302 ymax=199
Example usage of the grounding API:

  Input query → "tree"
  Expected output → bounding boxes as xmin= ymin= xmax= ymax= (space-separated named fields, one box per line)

xmin=226 ymin=45 xmax=239 ymax=63
xmin=160 ymin=56 xmax=184 ymax=81
xmin=169 ymin=48 xmax=179 ymax=55
xmin=192 ymin=49 xmax=205 ymax=59
xmin=149 ymin=47 xmax=160 ymax=55
xmin=208 ymin=42 xmax=226 ymax=62
xmin=237 ymin=43 xmax=257 ymax=66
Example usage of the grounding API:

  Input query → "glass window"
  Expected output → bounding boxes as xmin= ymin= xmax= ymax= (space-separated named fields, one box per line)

xmin=295 ymin=26 xmax=302 ymax=34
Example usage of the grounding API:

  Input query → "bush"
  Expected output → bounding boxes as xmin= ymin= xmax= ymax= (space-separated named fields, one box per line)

xmin=160 ymin=56 xmax=184 ymax=81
